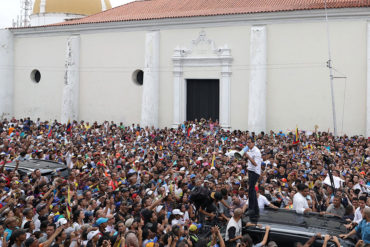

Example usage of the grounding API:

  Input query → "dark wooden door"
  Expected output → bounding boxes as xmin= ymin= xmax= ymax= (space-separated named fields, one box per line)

xmin=186 ymin=79 xmax=219 ymax=121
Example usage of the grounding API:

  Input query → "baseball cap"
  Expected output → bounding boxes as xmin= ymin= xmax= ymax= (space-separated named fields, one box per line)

xmin=87 ymin=230 xmax=100 ymax=241
xmin=189 ymin=223 xmax=202 ymax=232
xmin=145 ymin=188 xmax=153 ymax=196
xmin=125 ymin=218 xmax=134 ymax=228
xmin=128 ymin=169 xmax=136 ymax=175
xmin=96 ymin=217 xmax=108 ymax=226
xmin=172 ymin=209 xmax=183 ymax=216
xmin=156 ymin=205 xmax=164 ymax=213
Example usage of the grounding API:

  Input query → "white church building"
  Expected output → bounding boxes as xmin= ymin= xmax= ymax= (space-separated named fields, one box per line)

xmin=1 ymin=0 xmax=370 ymax=136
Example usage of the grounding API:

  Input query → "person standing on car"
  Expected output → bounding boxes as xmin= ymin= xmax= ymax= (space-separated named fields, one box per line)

xmin=243 ymin=138 xmax=262 ymax=219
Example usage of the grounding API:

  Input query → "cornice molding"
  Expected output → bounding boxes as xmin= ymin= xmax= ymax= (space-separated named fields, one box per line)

xmin=10 ymin=7 xmax=370 ymax=37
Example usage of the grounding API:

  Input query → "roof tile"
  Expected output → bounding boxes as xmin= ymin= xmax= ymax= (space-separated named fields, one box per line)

xmin=35 ymin=0 xmax=370 ymax=27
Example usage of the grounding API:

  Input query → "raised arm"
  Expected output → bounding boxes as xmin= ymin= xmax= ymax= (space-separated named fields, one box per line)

xmin=259 ymin=226 xmax=271 ymax=246
xmin=303 ymin=233 xmax=321 ymax=247
xmin=42 ymin=225 xmax=64 ymax=247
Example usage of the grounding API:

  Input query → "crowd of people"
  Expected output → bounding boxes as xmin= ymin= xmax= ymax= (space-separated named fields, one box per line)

xmin=0 ymin=117 xmax=369 ymax=247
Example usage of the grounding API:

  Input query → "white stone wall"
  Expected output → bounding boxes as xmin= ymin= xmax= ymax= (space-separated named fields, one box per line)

xmin=267 ymin=21 xmax=366 ymax=135
xmin=78 ymin=31 xmax=145 ymax=125
xmin=10 ymin=18 xmax=369 ymax=135
xmin=0 ymin=29 xmax=14 ymax=119
xmin=13 ymin=35 xmax=67 ymax=121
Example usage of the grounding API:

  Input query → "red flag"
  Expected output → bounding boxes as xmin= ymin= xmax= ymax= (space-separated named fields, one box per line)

xmin=187 ymin=127 xmax=192 ymax=137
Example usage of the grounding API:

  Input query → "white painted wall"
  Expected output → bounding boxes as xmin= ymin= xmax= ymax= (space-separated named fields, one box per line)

xmin=0 ymin=29 xmax=14 ymax=119
xmin=79 ymin=31 xmax=145 ymax=125
xmin=10 ymin=18 xmax=368 ymax=135
xmin=267 ymin=20 xmax=366 ymax=135
xmin=13 ymin=35 xmax=67 ymax=121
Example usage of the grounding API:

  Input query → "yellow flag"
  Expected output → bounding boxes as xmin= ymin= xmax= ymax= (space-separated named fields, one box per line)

xmin=66 ymin=186 xmax=71 ymax=220
xmin=211 ymin=154 xmax=215 ymax=167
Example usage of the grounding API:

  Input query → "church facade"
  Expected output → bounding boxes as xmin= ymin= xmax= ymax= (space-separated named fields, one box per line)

xmin=1 ymin=0 xmax=370 ymax=136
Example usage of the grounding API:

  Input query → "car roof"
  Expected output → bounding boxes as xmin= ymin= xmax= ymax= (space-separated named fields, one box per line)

xmin=253 ymin=208 xmax=346 ymax=235
xmin=5 ymin=159 xmax=67 ymax=176
xmin=5 ymin=159 xmax=66 ymax=170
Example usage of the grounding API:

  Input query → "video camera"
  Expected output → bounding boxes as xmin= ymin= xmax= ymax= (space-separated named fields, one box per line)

xmin=322 ymin=154 xmax=333 ymax=165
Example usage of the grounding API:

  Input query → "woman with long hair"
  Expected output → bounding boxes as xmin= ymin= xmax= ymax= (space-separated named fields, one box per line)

xmin=71 ymin=209 xmax=85 ymax=232
xmin=23 ymin=221 xmax=35 ymax=239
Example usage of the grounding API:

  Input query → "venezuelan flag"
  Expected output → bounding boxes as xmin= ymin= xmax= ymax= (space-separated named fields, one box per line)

xmin=293 ymin=128 xmax=299 ymax=145
xmin=47 ymin=125 xmax=52 ymax=138
xmin=66 ymin=120 xmax=72 ymax=133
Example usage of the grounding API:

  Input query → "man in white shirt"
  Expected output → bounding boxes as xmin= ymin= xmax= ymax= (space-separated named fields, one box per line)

xmin=256 ymin=188 xmax=278 ymax=210
xmin=354 ymin=196 xmax=368 ymax=224
xmin=225 ymin=208 xmax=243 ymax=247
xmin=293 ymin=184 xmax=312 ymax=214
xmin=243 ymin=138 xmax=262 ymax=219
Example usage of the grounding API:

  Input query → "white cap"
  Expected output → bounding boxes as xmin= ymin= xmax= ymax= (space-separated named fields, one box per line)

xmin=87 ymin=230 xmax=100 ymax=241
xmin=56 ymin=218 xmax=67 ymax=227
xmin=156 ymin=205 xmax=164 ymax=213
xmin=145 ymin=188 xmax=153 ymax=196
xmin=125 ymin=218 xmax=134 ymax=228
xmin=172 ymin=209 xmax=184 ymax=216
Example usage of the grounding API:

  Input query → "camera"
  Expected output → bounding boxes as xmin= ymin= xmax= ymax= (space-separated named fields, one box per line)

xmin=323 ymin=155 xmax=333 ymax=165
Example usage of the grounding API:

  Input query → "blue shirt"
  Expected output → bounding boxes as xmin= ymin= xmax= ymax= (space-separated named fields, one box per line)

xmin=355 ymin=219 xmax=370 ymax=244
xmin=5 ymin=228 xmax=12 ymax=241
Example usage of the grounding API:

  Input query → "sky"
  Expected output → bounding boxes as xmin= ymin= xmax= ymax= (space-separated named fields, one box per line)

xmin=0 ymin=0 xmax=132 ymax=28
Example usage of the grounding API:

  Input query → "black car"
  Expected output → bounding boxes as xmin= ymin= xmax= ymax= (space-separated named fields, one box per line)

xmin=4 ymin=159 xmax=69 ymax=179
xmin=199 ymin=208 xmax=355 ymax=247
xmin=242 ymin=208 xmax=355 ymax=247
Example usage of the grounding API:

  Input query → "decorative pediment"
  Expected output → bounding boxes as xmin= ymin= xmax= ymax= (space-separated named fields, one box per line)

xmin=171 ymin=30 xmax=233 ymax=130
xmin=173 ymin=30 xmax=232 ymax=67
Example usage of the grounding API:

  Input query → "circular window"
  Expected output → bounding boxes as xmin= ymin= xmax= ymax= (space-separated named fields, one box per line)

xmin=132 ymin=69 xmax=144 ymax=86
xmin=31 ymin=69 xmax=41 ymax=83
